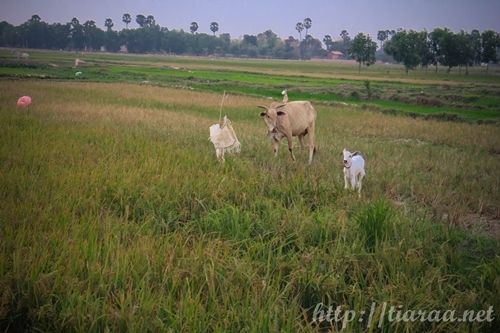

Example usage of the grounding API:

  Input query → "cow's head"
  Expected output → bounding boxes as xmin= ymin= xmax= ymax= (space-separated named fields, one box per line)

xmin=258 ymin=104 xmax=286 ymax=135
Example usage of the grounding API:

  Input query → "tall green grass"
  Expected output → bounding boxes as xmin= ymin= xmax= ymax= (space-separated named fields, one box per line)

xmin=0 ymin=80 xmax=499 ymax=332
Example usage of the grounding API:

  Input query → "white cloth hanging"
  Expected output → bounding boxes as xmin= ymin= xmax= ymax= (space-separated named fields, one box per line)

xmin=209 ymin=116 xmax=241 ymax=161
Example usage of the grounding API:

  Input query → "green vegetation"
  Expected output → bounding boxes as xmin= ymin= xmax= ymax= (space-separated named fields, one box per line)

xmin=1 ymin=14 xmax=499 ymax=68
xmin=1 ymin=49 xmax=499 ymax=123
xmin=0 ymin=53 xmax=499 ymax=331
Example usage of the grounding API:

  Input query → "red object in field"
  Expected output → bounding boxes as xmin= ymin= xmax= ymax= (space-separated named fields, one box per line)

xmin=17 ymin=96 xmax=32 ymax=108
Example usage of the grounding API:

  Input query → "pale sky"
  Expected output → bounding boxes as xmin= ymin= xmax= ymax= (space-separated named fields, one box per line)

xmin=1 ymin=0 xmax=499 ymax=40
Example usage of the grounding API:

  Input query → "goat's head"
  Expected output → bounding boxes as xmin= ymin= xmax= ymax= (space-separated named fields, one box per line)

xmin=343 ymin=148 xmax=360 ymax=168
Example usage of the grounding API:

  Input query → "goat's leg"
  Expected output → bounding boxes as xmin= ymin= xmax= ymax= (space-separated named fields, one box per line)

xmin=350 ymin=176 xmax=357 ymax=190
xmin=357 ymin=173 xmax=364 ymax=197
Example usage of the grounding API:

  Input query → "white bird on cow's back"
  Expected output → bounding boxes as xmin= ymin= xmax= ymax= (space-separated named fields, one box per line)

xmin=258 ymin=100 xmax=317 ymax=164
xmin=74 ymin=58 xmax=86 ymax=67
xmin=281 ymin=89 xmax=288 ymax=103
xmin=343 ymin=148 xmax=365 ymax=197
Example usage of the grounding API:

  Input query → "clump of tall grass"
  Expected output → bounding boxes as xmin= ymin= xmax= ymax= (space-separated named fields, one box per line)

xmin=354 ymin=200 xmax=393 ymax=251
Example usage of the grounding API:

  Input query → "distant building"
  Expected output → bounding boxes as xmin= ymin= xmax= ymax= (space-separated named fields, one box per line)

xmin=326 ymin=51 xmax=344 ymax=60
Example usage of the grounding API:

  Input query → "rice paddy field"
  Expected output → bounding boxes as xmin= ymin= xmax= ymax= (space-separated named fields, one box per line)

xmin=0 ymin=49 xmax=499 ymax=332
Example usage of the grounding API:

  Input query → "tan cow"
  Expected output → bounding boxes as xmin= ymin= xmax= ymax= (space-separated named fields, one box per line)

xmin=258 ymin=101 xmax=317 ymax=164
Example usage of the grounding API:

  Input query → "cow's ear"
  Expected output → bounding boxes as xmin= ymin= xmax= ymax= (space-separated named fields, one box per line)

xmin=259 ymin=112 xmax=266 ymax=117
xmin=352 ymin=151 xmax=360 ymax=156
xmin=277 ymin=111 xmax=286 ymax=116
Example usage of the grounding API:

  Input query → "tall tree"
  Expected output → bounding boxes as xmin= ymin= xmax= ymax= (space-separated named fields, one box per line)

xmin=210 ymin=22 xmax=219 ymax=36
xmin=349 ymin=33 xmax=377 ymax=72
xmin=340 ymin=30 xmax=350 ymax=43
xmin=384 ymin=30 xmax=424 ymax=74
xmin=418 ymin=31 xmax=434 ymax=70
xmin=429 ymin=28 xmax=448 ymax=72
xmin=295 ymin=22 xmax=304 ymax=41
xmin=104 ymin=18 xmax=113 ymax=31
xmin=323 ymin=35 xmax=333 ymax=51
xmin=377 ymin=30 xmax=388 ymax=48
xmin=69 ymin=17 xmax=84 ymax=50
xmin=433 ymin=29 xmax=461 ymax=73
xmin=455 ymin=30 xmax=474 ymax=74
xmin=146 ymin=15 xmax=155 ymax=27
xmin=190 ymin=21 xmax=198 ymax=34
xmin=303 ymin=17 xmax=312 ymax=36
xmin=470 ymin=29 xmax=482 ymax=66
xmin=301 ymin=34 xmax=324 ymax=59
xmin=481 ymin=30 xmax=500 ymax=72
xmin=122 ymin=13 xmax=131 ymax=29
xmin=136 ymin=14 xmax=146 ymax=28
xmin=83 ymin=20 xmax=100 ymax=51
xmin=46 ymin=22 xmax=71 ymax=49
xmin=25 ymin=14 xmax=46 ymax=48
xmin=29 ymin=14 xmax=41 ymax=23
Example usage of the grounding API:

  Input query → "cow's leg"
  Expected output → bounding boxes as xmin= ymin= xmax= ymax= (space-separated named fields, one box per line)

xmin=271 ymin=138 xmax=280 ymax=158
xmin=307 ymin=125 xmax=315 ymax=164
xmin=298 ymin=134 xmax=305 ymax=149
xmin=286 ymin=135 xmax=296 ymax=161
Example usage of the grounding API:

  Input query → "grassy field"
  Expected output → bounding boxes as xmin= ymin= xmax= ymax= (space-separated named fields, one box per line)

xmin=1 ymin=49 xmax=500 ymax=123
xmin=0 ymin=51 xmax=499 ymax=332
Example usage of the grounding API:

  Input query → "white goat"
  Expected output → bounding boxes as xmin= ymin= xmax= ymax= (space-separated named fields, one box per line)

xmin=343 ymin=148 xmax=365 ymax=196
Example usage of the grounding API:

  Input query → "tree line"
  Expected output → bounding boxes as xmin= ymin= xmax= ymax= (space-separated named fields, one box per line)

xmin=0 ymin=15 xmax=326 ymax=59
xmin=0 ymin=14 xmax=499 ymax=73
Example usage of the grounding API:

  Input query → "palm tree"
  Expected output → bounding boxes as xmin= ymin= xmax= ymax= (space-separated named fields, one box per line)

xmin=104 ymin=18 xmax=113 ymax=31
xmin=340 ymin=30 xmax=350 ymax=43
xmin=377 ymin=30 xmax=388 ymax=49
xmin=83 ymin=20 xmax=96 ymax=51
xmin=29 ymin=15 xmax=41 ymax=23
xmin=323 ymin=35 xmax=332 ymax=51
xmin=303 ymin=18 xmax=312 ymax=36
xmin=136 ymin=14 xmax=146 ymax=28
xmin=122 ymin=13 xmax=131 ymax=29
xmin=71 ymin=17 xmax=80 ymax=28
xmin=210 ymin=22 xmax=219 ymax=36
xmin=146 ymin=15 xmax=155 ymax=27
xmin=295 ymin=22 xmax=304 ymax=41
xmin=190 ymin=21 xmax=198 ymax=34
